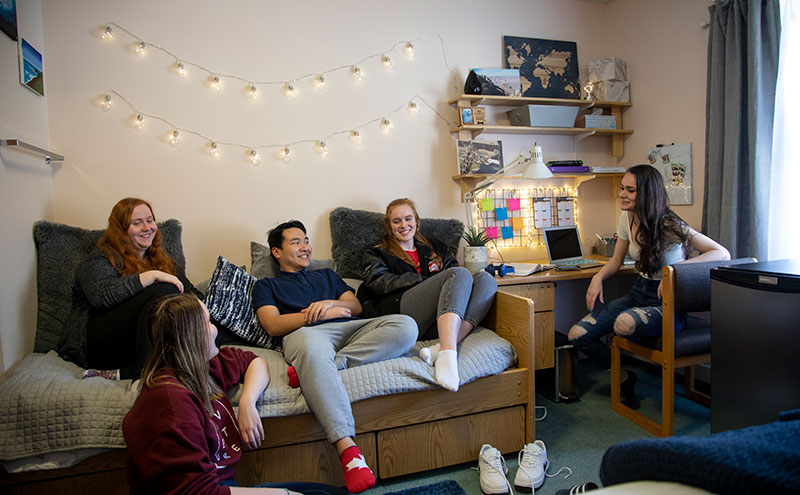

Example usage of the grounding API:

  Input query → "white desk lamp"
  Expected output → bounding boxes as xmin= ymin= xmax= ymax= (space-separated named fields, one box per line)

xmin=463 ymin=144 xmax=552 ymax=226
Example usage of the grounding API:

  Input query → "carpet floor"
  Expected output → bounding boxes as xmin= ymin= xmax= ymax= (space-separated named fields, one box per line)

xmin=365 ymin=358 xmax=711 ymax=494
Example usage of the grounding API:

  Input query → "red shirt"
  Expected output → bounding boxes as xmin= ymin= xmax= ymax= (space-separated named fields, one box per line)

xmin=122 ymin=347 xmax=257 ymax=495
xmin=406 ymin=249 xmax=421 ymax=273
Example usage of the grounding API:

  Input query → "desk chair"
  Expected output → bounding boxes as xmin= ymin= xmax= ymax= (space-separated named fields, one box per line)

xmin=610 ymin=258 xmax=754 ymax=437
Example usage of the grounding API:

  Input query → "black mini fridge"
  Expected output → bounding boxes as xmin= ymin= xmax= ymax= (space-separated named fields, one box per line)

xmin=710 ymin=259 xmax=800 ymax=433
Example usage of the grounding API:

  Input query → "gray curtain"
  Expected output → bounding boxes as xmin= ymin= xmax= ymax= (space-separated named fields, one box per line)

xmin=703 ymin=0 xmax=781 ymax=260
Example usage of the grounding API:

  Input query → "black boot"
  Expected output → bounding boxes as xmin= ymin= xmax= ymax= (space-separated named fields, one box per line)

xmin=621 ymin=370 xmax=640 ymax=410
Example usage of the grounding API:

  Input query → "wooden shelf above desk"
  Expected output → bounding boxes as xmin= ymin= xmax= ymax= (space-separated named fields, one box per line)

xmin=452 ymin=172 xmax=625 ymax=200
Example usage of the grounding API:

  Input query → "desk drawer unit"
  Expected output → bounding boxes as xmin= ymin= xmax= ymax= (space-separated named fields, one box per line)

xmin=499 ymin=282 xmax=554 ymax=369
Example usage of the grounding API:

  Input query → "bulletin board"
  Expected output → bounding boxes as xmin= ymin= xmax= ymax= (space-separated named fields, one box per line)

xmin=473 ymin=187 xmax=578 ymax=247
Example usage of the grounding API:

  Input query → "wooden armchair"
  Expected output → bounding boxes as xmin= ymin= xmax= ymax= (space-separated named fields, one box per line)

xmin=610 ymin=258 xmax=754 ymax=437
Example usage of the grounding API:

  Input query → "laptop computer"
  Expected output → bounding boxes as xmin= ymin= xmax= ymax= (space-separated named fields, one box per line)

xmin=543 ymin=225 xmax=604 ymax=269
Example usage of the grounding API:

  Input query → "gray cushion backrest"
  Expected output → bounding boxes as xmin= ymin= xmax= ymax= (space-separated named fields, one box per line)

xmin=32 ymin=219 xmax=186 ymax=353
xmin=672 ymin=257 xmax=755 ymax=313
xmin=329 ymin=207 xmax=464 ymax=279
xmin=250 ymin=241 xmax=334 ymax=279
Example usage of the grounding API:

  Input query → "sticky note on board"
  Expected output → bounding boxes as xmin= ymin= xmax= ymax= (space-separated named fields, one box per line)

xmin=480 ymin=198 xmax=494 ymax=211
xmin=508 ymin=198 xmax=521 ymax=211
xmin=485 ymin=226 xmax=498 ymax=239
xmin=512 ymin=216 xmax=525 ymax=230
xmin=501 ymin=226 xmax=514 ymax=239
xmin=496 ymin=207 xmax=508 ymax=220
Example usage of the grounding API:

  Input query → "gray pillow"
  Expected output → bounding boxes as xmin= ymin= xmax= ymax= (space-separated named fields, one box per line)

xmin=329 ymin=207 xmax=465 ymax=279
xmin=32 ymin=219 xmax=187 ymax=354
xmin=204 ymin=256 xmax=281 ymax=350
xmin=250 ymin=241 xmax=333 ymax=279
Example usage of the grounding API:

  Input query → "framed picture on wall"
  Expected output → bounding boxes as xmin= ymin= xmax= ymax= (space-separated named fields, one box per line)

xmin=0 ymin=0 xmax=17 ymax=41
xmin=503 ymin=36 xmax=580 ymax=99
xmin=457 ymin=139 xmax=503 ymax=175
xmin=19 ymin=38 xmax=44 ymax=97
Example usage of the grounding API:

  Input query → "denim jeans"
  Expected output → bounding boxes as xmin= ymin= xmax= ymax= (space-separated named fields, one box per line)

xmin=219 ymin=479 xmax=348 ymax=494
xmin=399 ymin=267 xmax=497 ymax=341
xmin=568 ymin=275 xmax=687 ymax=369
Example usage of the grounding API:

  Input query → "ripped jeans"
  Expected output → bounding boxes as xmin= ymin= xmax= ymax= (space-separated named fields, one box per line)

xmin=568 ymin=275 xmax=687 ymax=369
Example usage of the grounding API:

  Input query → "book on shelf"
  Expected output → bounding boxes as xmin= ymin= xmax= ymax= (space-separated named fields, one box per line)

xmin=549 ymin=165 xmax=591 ymax=173
xmin=590 ymin=166 xmax=626 ymax=173
xmin=506 ymin=262 xmax=555 ymax=276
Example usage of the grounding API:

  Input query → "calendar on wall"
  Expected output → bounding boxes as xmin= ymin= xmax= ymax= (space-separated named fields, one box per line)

xmin=473 ymin=187 xmax=578 ymax=247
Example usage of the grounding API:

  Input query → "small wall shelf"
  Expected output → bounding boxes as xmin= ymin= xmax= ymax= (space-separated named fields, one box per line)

xmin=452 ymin=172 xmax=625 ymax=201
xmin=448 ymin=95 xmax=633 ymax=157
xmin=0 ymin=139 xmax=64 ymax=164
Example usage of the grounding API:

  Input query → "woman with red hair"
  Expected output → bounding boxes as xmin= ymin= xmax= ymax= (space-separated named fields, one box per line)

xmin=71 ymin=198 xmax=197 ymax=379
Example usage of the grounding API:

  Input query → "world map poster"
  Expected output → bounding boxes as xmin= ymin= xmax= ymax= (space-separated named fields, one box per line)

xmin=504 ymin=36 xmax=580 ymax=99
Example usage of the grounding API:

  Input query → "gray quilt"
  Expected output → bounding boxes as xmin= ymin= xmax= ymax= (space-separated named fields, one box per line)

xmin=0 ymin=328 xmax=515 ymax=460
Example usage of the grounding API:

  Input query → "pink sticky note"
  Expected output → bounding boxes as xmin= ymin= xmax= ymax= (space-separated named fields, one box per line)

xmin=485 ymin=227 xmax=498 ymax=239
xmin=508 ymin=198 xmax=521 ymax=211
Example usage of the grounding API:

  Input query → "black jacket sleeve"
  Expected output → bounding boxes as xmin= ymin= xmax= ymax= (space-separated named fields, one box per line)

xmin=359 ymin=247 xmax=423 ymax=300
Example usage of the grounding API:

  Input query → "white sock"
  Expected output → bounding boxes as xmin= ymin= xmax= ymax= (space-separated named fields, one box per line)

xmin=435 ymin=349 xmax=459 ymax=392
xmin=420 ymin=343 xmax=441 ymax=366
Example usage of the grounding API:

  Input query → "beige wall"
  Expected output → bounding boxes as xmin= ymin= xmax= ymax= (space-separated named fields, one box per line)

xmin=0 ymin=0 xmax=54 ymax=373
xmin=0 ymin=0 xmax=711 ymax=371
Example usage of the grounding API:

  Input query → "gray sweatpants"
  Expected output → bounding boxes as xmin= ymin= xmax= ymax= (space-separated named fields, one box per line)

xmin=282 ymin=314 xmax=417 ymax=443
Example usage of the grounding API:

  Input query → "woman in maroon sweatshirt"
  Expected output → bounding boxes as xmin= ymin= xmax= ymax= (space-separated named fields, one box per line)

xmin=122 ymin=294 xmax=346 ymax=495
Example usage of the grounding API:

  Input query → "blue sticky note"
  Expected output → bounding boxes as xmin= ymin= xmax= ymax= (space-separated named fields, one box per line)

xmin=502 ymin=226 xmax=514 ymax=239
xmin=496 ymin=207 xmax=508 ymax=220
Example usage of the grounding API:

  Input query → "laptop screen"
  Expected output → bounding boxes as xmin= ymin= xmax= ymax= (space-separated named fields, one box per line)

xmin=543 ymin=225 xmax=585 ymax=263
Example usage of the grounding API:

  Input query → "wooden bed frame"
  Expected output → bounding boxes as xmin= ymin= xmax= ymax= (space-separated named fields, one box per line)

xmin=0 ymin=291 xmax=535 ymax=494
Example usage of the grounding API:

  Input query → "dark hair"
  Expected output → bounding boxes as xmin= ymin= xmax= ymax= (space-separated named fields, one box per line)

xmin=379 ymin=198 xmax=442 ymax=269
xmin=267 ymin=220 xmax=307 ymax=265
xmin=626 ymin=164 xmax=691 ymax=277
xmin=141 ymin=294 xmax=222 ymax=415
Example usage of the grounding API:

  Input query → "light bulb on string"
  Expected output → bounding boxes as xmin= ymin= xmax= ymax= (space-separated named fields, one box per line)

xmin=248 ymin=149 xmax=261 ymax=164
xmin=135 ymin=41 xmax=146 ymax=56
xmin=404 ymin=42 xmax=415 ymax=57
xmin=208 ymin=141 xmax=220 ymax=159
xmin=407 ymin=101 xmax=419 ymax=114
xmin=380 ymin=118 xmax=393 ymax=133
xmin=314 ymin=74 xmax=326 ymax=89
xmin=175 ymin=61 xmax=187 ymax=78
xmin=283 ymin=82 xmax=297 ymax=97
xmin=349 ymin=130 xmax=362 ymax=144
xmin=101 ymin=25 xmax=114 ymax=40
xmin=209 ymin=74 xmax=222 ymax=91
xmin=100 ymin=93 xmax=113 ymax=111
xmin=247 ymin=83 xmax=260 ymax=100
xmin=279 ymin=146 xmax=292 ymax=164
xmin=134 ymin=113 xmax=144 ymax=130
xmin=315 ymin=140 xmax=329 ymax=157
xmin=350 ymin=65 xmax=363 ymax=80
xmin=381 ymin=55 xmax=394 ymax=69
xmin=169 ymin=129 xmax=180 ymax=146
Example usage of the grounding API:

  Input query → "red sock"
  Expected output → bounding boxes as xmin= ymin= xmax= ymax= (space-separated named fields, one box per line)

xmin=287 ymin=365 xmax=300 ymax=388
xmin=339 ymin=445 xmax=375 ymax=494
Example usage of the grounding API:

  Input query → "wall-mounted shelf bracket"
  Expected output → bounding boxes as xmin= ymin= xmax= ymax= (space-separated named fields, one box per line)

xmin=0 ymin=139 xmax=64 ymax=164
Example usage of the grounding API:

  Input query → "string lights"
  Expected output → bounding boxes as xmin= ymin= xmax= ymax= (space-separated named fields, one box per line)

xmin=101 ymin=90 xmax=453 ymax=163
xmin=98 ymin=22 xmax=459 ymax=98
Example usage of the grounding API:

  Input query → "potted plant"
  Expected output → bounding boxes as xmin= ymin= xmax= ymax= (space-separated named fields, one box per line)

xmin=462 ymin=225 xmax=489 ymax=273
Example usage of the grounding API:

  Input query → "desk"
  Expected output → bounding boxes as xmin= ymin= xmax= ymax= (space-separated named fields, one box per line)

xmin=493 ymin=257 xmax=637 ymax=370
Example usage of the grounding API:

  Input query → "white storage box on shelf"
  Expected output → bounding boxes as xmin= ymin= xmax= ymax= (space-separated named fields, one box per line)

xmin=594 ymin=80 xmax=630 ymax=103
xmin=506 ymin=105 xmax=579 ymax=128
xmin=588 ymin=57 xmax=628 ymax=82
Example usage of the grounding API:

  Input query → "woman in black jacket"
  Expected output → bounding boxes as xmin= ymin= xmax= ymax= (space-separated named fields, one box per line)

xmin=358 ymin=198 xmax=496 ymax=391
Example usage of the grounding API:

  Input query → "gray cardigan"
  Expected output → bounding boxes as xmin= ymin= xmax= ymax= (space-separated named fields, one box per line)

xmin=57 ymin=248 xmax=196 ymax=368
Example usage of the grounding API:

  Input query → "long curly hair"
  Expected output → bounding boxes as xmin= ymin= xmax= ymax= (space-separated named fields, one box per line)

xmin=141 ymin=294 xmax=223 ymax=416
xmin=97 ymin=198 xmax=176 ymax=276
xmin=379 ymin=198 xmax=442 ymax=270
xmin=627 ymin=165 xmax=691 ymax=277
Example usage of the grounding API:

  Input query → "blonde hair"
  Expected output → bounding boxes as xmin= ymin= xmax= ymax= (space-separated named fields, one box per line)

xmin=141 ymin=294 xmax=222 ymax=415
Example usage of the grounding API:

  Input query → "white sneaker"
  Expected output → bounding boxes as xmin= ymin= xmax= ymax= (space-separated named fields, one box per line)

xmin=514 ymin=440 xmax=549 ymax=492
xmin=478 ymin=444 xmax=513 ymax=494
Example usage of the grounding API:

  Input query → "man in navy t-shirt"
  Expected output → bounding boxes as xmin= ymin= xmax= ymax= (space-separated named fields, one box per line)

xmin=252 ymin=220 xmax=417 ymax=494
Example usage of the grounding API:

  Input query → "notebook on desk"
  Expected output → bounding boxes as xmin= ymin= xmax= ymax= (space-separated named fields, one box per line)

xmin=543 ymin=225 xmax=604 ymax=269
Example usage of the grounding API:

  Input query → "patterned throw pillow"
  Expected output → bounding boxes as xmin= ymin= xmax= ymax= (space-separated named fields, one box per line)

xmin=204 ymin=256 xmax=282 ymax=351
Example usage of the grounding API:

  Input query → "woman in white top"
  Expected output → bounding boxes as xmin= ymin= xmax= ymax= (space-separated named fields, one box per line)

xmin=567 ymin=164 xmax=729 ymax=408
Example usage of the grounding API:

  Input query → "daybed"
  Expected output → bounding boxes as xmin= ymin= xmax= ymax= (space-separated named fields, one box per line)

xmin=0 ymin=208 xmax=536 ymax=494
